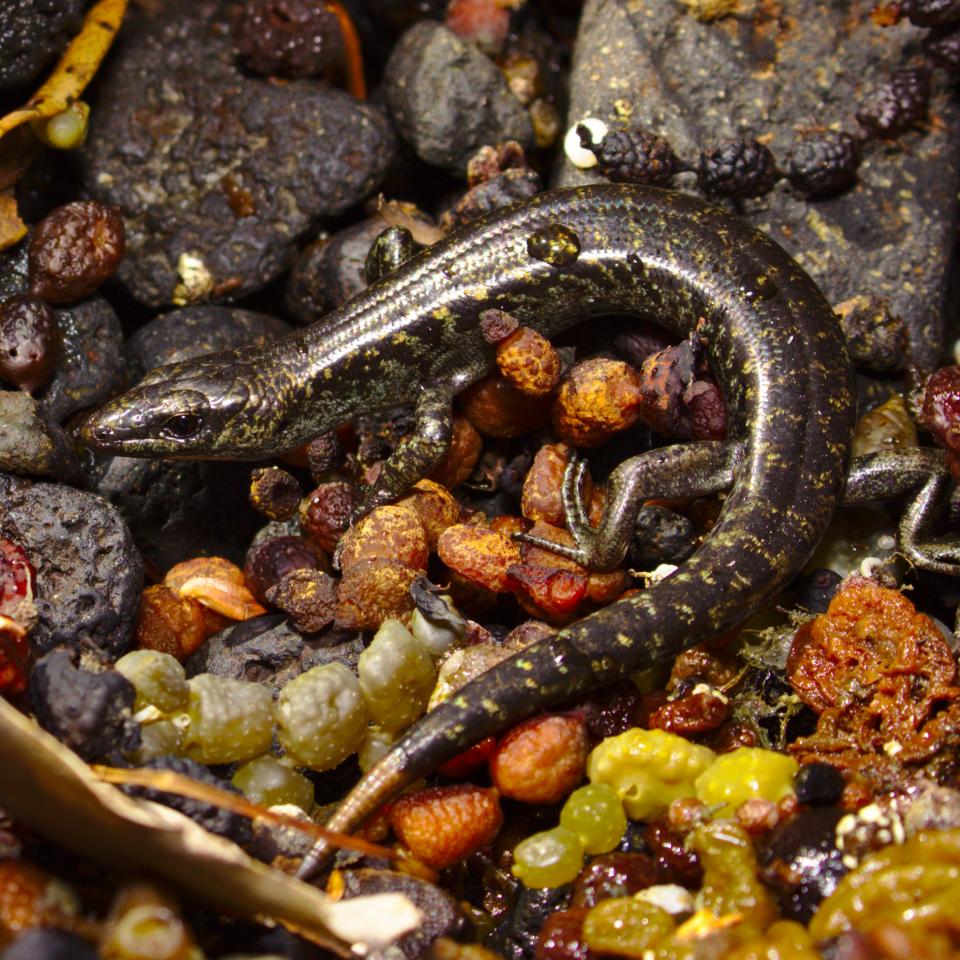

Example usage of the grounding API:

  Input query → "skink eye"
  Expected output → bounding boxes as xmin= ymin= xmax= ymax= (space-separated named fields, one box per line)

xmin=162 ymin=413 xmax=202 ymax=439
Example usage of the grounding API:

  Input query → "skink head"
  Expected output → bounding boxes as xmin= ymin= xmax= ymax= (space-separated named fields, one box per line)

xmin=81 ymin=352 xmax=274 ymax=459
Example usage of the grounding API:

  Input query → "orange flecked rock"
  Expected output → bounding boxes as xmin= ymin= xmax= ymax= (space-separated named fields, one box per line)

xmin=338 ymin=505 xmax=429 ymax=573
xmin=437 ymin=523 xmax=522 ymax=593
xmin=396 ymin=479 xmax=461 ymax=549
xmin=334 ymin=558 xmax=418 ymax=630
xmin=788 ymin=575 xmax=960 ymax=772
xmin=429 ymin=414 xmax=483 ymax=490
xmin=490 ymin=713 xmax=589 ymax=804
xmin=164 ymin=556 xmax=266 ymax=620
xmin=458 ymin=371 xmax=552 ymax=438
xmin=134 ymin=584 xmax=211 ymax=661
xmin=389 ymin=783 xmax=503 ymax=870
xmin=496 ymin=326 xmax=562 ymax=397
xmin=551 ymin=358 xmax=643 ymax=447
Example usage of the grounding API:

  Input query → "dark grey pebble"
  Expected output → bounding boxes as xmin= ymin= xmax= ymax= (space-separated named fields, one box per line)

xmin=0 ymin=241 xmax=125 ymax=424
xmin=127 ymin=305 xmax=291 ymax=379
xmin=0 ymin=929 xmax=98 ymax=960
xmin=28 ymin=647 xmax=139 ymax=761
xmin=384 ymin=21 xmax=533 ymax=175
xmin=0 ymin=391 xmax=79 ymax=481
xmin=0 ymin=473 xmax=143 ymax=657
xmin=339 ymin=868 xmax=470 ymax=960
xmin=186 ymin=615 xmax=364 ymax=689
xmin=0 ymin=0 xmax=84 ymax=92
xmin=81 ymin=1 xmax=395 ymax=308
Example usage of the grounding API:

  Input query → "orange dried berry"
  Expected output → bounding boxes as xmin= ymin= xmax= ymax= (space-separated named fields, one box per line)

xmin=164 ymin=556 xmax=266 ymax=620
xmin=388 ymin=783 xmax=503 ymax=870
xmin=496 ymin=326 xmax=562 ymax=398
xmin=508 ymin=563 xmax=589 ymax=623
xmin=437 ymin=523 xmax=522 ymax=593
xmin=0 ymin=859 xmax=87 ymax=946
xmin=491 ymin=713 xmax=590 ymax=804
xmin=491 ymin=514 xmax=527 ymax=538
xmin=521 ymin=443 xmax=593 ymax=526
xmin=586 ymin=568 xmax=629 ymax=605
xmin=459 ymin=371 xmax=552 ymax=438
xmin=134 ymin=584 xmax=211 ymax=661
xmin=335 ymin=558 xmax=418 ymax=630
xmin=552 ymin=358 xmax=643 ymax=447
xmin=338 ymin=505 xmax=429 ymax=573
xmin=396 ymin=479 xmax=460 ymax=549
xmin=429 ymin=414 xmax=483 ymax=490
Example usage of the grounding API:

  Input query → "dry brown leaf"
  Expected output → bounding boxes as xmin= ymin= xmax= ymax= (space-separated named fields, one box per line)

xmin=0 ymin=188 xmax=26 ymax=249
xmin=0 ymin=0 xmax=128 ymax=141
xmin=0 ymin=697 xmax=420 ymax=951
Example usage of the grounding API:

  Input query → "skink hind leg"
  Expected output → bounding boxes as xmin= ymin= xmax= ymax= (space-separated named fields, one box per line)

xmin=844 ymin=448 xmax=960 ymax=576
xmin=516 ymin=441 xmax=742 ymax=571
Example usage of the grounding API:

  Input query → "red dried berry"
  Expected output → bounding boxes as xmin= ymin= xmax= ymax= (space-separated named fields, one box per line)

xmin=28 ymin=201 xmax=125 ymax=304
xmin=0 ymin=295 xmax=60 ymax=392
xmin=0 ymin=537 xmax=36 ymax=627
xmin=243 ymin=535 xmax=327 ymax=604
xmin=299 ymin=480 xmax=359 ymax=553
xmin=235 ymin=0 xmax=344 ymax=78
xmin=919 ymin=365 xmax=960 ymax=454
xmin=534 ymin=908 xmax=593 ymax=960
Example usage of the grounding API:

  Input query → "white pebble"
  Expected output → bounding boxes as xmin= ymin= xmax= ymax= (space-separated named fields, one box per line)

xmin=564 ymin=118 xmax=608 ymax=169
xmin=635 ymin=884 xmax=694 ymax=916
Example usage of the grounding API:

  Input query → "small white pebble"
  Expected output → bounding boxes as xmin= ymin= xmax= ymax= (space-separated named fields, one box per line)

xmin=564 ymin=118 xmax=608 ymax=169
xmin=691 ymin=682 xmax=729 ymax=704
xmin=635 ymin=884 xmax=694 ymax=916
xmin=876 ymin=534 xmax=897 ymax=551
xmin=644 ymin=563 xmax=679 ymax=585
xmin=859 ymin=556 xmax=884 ymax=578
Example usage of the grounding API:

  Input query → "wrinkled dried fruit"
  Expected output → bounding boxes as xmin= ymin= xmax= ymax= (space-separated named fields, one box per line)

xmin=28 ymin=201 xmax=125 ymax=304
xmin=552 ymin=358 xmax=643 ymax=447
xmin=428 ymin=414 xmax=484 ymax=489
xmin=396 ymin=479 xmax=460 ymax=548
xmin=389 ymin=783 xmax=503 ymax=869
xmin=496 ymin=327 xmax=562 ymax=398
xmin=243 ymin=535 xmax=327 ymax=604
xmin=459 ymin=372 xmax=552 ymax=438
xmin=134 ymin=584 xmax=212 ymax=662
xmin=338 ymin=505 xmax=429 ymax=573
xmin=335 ymin=557 xmax=418 ymax=630
xmin=299 ymin=479 xmax=359 ymax=553
xmin=491 ymin=713 xmax=589 ymax=804
xmin=265 ymin=567 xmax=338 ymax=633
xmin=248 ymin=466 xmax=302 ymax=521
xmin=438 ymin=523 xmax=522 ymax=593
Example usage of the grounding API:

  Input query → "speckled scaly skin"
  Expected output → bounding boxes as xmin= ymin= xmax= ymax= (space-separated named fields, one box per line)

xmin=84 ymin=184 xmax=858 ymax=874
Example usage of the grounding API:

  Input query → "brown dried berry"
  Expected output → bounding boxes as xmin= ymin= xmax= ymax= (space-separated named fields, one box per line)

xmin=299 ymin=479 xmax=359 ymax=554
xmin=249 ymin=466 xmax=302 ymax=521
xmin=459 ymin=372 xmax=552 ymax=438
xmin=570 ymin=852 xmax=660 ymax=908
xmin=490 ymin=713 xmax=589 ymax=805
xmin=338 ymin=505 xmax=429 ymax=573
xmin=235 ymin=0 xmax=344 ymax=78
xmin=0 ymin=295 xmax=60 ymax=393
xmin=265 ymin=568 xmax=337 ymax=633
xmin=335 ymin=558 xmax=418 ymax=630
xmin=305 ymin=430 xmax=347 ymax=480
xmin=643 ymin=818 xmax=702 ymax=888
xmin=647 ymin=687 xmax=729 ymax=737
xmin=437 ymin=523 xmax=522 ymax=593
xmin=534 ymin=908 xmax=593 ymax=960
xmin=552 ymin=358 xmax=643 ymax=447
xmin=480 ymin=308 xmax=520 ymax=344
xmin=134 ymin=584 xmax=211 ymax=661
xmin=243 ymin=535 xmax=327 ymax=604
xmin=496 ymin=327 xmax=562 ymax=398
xmin=388 ymin=783 xmax=503 ymax=869
xmin=28 ymin=201 xmax=125 ymax=304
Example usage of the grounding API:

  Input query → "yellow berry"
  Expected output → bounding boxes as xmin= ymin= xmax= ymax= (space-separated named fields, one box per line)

xmin=694 ymin=747 xmax=798 ymax=817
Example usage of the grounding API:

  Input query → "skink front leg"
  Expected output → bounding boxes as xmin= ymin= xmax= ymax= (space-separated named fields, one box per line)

xmin=353 ymin=386 xmax=454 ymax=522
xmin=518 ymin=440 xmax=744 ymax=571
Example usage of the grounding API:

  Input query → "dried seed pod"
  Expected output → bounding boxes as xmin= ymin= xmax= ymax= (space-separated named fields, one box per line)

xmin=28 ymin=201 xmax=125 ymax=304
xmin=924 ymin=24 xmax=960 ymax=70
xmin=580 ymin=125 xmax=681 ymax=186
xmin=248 ymin=466 xmax=302 ymax=521
xmin=696 ymin=138 xmax=779 ymax=198
xmin=856 ymin=68 xmax=930 ymax=140
xmin=784 ymin=131 xmax=862 ymax=198
xmin=0 ymin=295 xmax=60 ymax=393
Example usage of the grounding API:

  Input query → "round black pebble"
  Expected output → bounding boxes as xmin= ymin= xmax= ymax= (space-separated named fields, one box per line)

xmin=0 ymin=474 xmax=143 ymax=657
xmin=0 ymin=929 xmax=98 ymax=960
xmin=28 ymin=647 xmax=139 ymax=761
xmin=795 ymin=762 xmax=844 ymax=806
